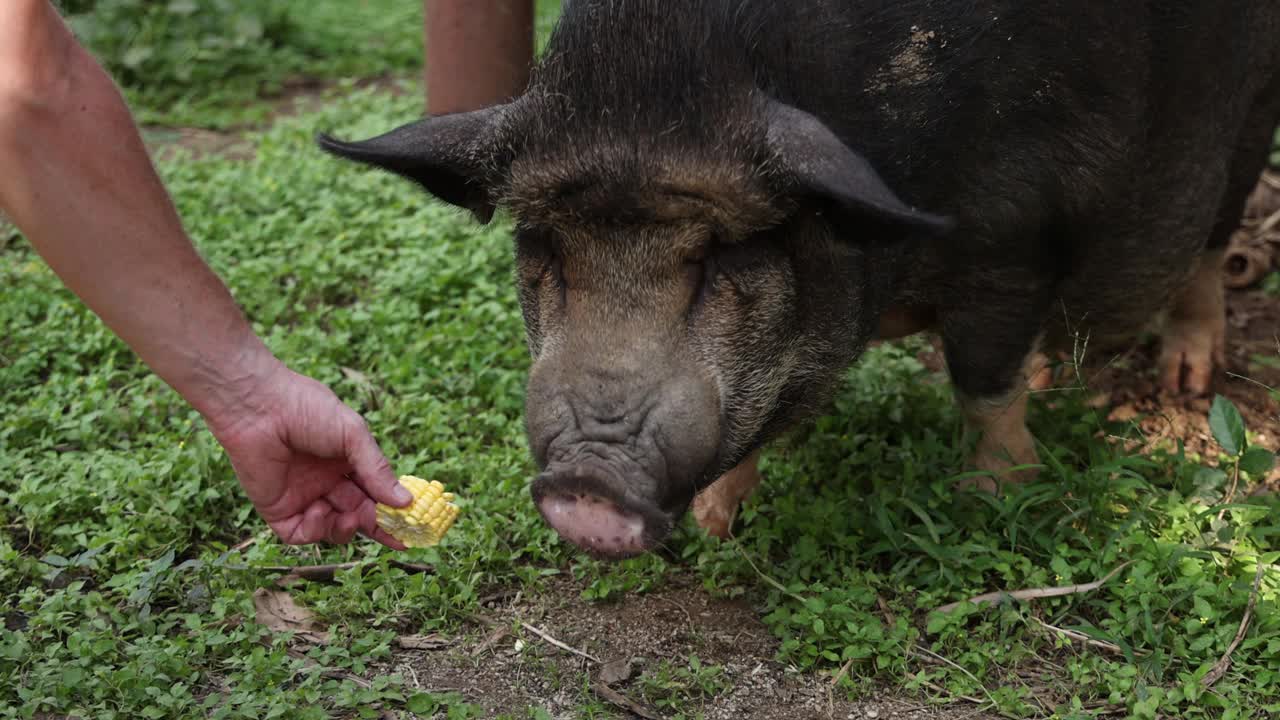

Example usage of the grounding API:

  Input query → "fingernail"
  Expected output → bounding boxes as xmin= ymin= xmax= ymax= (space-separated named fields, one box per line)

xmin=392 ymin=484 xmax=414 ymax=506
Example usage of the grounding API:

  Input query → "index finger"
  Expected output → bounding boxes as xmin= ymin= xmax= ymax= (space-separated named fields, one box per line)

xmin=343 ymin=414 xmax=413 ymax=508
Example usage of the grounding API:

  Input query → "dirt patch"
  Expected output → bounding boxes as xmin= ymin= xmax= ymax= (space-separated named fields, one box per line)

xmin=141 ymin=74 xmax=415 ymax=163
xmin=267 ymin=74 xmax=414 ymax=122
xmin=384 ymin=574 xmax=999 ymax=719
xmin=1089 ymin=284 xmax=1280 ymax=466
xmin=142 ymin=127 xmax=256 ymax=162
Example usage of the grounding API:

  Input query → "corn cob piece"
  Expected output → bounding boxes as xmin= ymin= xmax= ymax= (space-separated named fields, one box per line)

xmin=376 ymin=476 xmax=460 ymax=548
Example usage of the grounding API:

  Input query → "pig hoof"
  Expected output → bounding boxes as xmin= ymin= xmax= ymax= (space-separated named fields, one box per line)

xmin=960 ymin=425 xmax=1041 ymax=493
xmin=691 ymin=497 xmax=737 ymax=539
xmin=1158 ymin=321 xmax=1225 ymax=396
xmin=1026 ymin=351 xmax=1073 ymax=391
xmin=958 ymin=389 xmax=1039 ymax=493
xmin=1026 ymin=352 xmax=1055 ymax=391
xmin=957 ymin=458 xmax=1040 ymax=493
xmin=1159 ymin=250 xmax=1227 ymax=396
xmin=692 ymin=451 xmax=763 ymax=539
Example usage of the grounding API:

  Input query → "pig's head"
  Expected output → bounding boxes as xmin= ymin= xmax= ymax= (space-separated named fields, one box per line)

xmin=319 ymin=79 xmax=948 ymax=559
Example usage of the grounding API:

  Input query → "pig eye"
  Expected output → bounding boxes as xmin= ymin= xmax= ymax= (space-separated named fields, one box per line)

xmin=516 ymin=228 xmax=565 ymax=289
xmin=686 ymin=249 xmax=720 ymax=315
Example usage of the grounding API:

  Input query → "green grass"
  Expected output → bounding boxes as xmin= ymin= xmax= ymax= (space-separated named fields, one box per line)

xmin=65 ymin=0 xmax=564 ymax=129
xmin=3 ymin=87 xmax=1279 ymax=719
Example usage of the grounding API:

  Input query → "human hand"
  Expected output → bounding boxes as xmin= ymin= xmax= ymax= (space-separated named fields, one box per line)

xmin=206 ymin=364 xmax=413 ymax=549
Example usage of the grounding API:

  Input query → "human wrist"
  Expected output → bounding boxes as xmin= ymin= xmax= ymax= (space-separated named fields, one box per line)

xmin=172 ymin=328 xmax=289 ymax=436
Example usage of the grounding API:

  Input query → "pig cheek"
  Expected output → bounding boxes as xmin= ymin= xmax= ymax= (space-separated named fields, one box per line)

xmin=685 ymin=282 xmax=762 ymax=464
xmin=690 ymin=268 xmax=799 ymax=463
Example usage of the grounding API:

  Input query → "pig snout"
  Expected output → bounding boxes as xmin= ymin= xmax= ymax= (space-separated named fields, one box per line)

xmin=527 ymin=369 xmax=721 ymax=559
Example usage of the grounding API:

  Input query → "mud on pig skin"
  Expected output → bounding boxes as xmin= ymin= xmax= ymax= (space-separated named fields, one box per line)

xmin=320 ymin=1 xmax=1280 ymax=558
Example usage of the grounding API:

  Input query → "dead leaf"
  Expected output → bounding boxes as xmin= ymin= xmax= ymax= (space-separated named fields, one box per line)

xmin=253 ymin=588 xmax=330 ymax=645
xmin=394 ymin=634 xmax=451 ymax=651
xmin=1107 ymin=404 xmax=1140 ymax=423
xmin=340 ymin=366 xmax=380 ymax=410
xmin=598 ymin=657 xmax=633 ymax=685
xmin=1086 ymin=391 xmax=1112 ymax=409
xmin=340 ymin=366 xmax=371 ymax=385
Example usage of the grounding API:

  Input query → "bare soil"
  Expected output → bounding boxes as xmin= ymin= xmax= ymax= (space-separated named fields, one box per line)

xmin=384 ymin=574 xmax=1001 ymax=720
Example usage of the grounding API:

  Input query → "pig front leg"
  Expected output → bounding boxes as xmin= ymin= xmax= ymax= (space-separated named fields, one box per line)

xmin=1158 ymin=248 xmax=1226 ymax=396
xmin=941 ymin=302 xmax=1046 ymax=491
xmin=958 ymin=386 xmax=1039 ymax=492
xmin=691 ymin=449 xmax=762 ymax=538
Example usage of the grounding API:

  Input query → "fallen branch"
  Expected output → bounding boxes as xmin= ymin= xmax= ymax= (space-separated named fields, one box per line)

xmin=519 ymin=621 xmax=601 ymax=664
xmin=591 ymin=680 xmax=661 ymax=720
xmin=1201 ymin=563 xmax=1267 ymax=688
xmin=936 ymin=561 xmax=1133 ymax=614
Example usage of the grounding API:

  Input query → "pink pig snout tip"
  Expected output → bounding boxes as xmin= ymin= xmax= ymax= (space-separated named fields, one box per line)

xmin=537 ymin=493 xmax=648 ymax=558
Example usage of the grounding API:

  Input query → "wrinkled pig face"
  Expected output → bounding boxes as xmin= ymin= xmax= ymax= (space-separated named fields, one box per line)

xmin=512 ymin=189 xmax=797 ymax=557
xmin=318 ymin=99 xmax=948 ymax=558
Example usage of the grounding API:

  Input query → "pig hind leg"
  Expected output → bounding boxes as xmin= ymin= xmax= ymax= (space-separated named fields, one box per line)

xmin=1159 ymin=89 xmax=1280 ymax=395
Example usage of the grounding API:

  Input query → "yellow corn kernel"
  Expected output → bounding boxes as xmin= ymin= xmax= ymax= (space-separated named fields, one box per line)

xmin=375 ymin=476 xmax=460 ymax=548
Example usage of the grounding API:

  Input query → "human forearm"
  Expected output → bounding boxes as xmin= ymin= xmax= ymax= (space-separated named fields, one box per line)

xmin=0 ymin=2 xmax=280 ymax=425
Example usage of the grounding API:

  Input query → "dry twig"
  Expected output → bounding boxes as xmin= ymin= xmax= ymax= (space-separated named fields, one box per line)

xmin=910 ymin=673 xmax=988 ymax=707
xmin=909 ymin=645 xmax=999 ymax=709
xmin=519 ymin=621 xmax=601 ymax=664
xmin=1030 ymin=617 xmax=1125 ymax=655
xmin=247 ymin=560 xmax=434 ymax=582
xmin=876 ymin=594 xmax=897 ymax=626
xmin=936 ymin=561 xmax=1132 ymax=614
xmin=1216 ymin=460 xmax=1242 ymax=524
xmin=471 ymin=624 xmax=511 ymax=658
xmin=591 ymin=680 xmax=661 ymax=720
xmin=231 ymin=530 xmax=271 ymax=553
xmin=827 ymin=657 xmax=856 ymax=719
xmin=1201 ymin=563 xmax=1267 ymax=688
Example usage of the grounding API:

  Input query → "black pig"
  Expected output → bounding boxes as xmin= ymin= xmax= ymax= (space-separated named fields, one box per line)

xmin=321 ymin=1 xmax=1280 ymax=558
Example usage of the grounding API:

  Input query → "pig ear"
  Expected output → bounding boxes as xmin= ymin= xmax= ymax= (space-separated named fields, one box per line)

xmin=766 ymin=102 xmax=953 ymax=234
xmin=317 ymin=107 xmax=507 ymax=224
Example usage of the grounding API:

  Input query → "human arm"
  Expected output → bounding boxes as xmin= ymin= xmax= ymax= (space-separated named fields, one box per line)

xmin=0 ymin=0 xmax=412 ymax=547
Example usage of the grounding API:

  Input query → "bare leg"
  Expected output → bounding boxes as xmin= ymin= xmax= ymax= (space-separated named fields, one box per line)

xmin=1158 ymin=248 xmax=1226 ymax=396
xmin=425 ymin=0 xmax=535 ymax=115
xmin=692 ymin=450 xmax=762 ymax=539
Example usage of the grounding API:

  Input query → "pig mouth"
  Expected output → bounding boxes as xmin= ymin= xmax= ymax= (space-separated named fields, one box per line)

xmin=530 ymin=468 xmax=684 ymax=560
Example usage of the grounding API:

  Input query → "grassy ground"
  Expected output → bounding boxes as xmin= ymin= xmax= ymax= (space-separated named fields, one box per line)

xmin=4 ymin=3 xmax=1280 ymax=719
